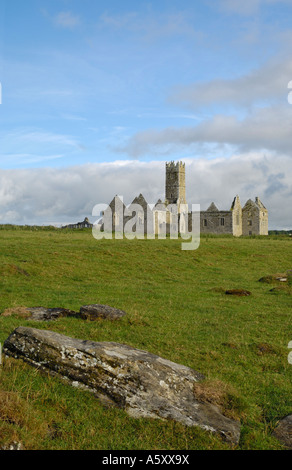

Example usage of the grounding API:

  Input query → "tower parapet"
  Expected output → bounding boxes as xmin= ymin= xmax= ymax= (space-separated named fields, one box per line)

xmin=166 ymin=161 xmax=185 ymax=170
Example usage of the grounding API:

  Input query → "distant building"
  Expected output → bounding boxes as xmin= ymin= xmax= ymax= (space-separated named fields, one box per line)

xmin=62 ymin=217 xmax=93 ymax=229
xmin=242 ymin=198 xmax=268 ymax=236
xmin=70 ymin=162 xmax=269 ymax=236
xmin=102 ymin=161 xmax=268 ymax=237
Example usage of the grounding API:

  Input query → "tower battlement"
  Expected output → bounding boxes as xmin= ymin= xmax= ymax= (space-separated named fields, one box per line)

xmin=166 ymin=161 xmax=185 ymax=170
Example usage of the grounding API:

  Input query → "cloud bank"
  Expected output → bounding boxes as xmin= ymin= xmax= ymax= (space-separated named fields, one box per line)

xmin=116 ymin=56 xmax=292 ymax=158
xmin=218 ymin=0 xmax=292 ymax=16
xmin=115 ymin=105 xmax=292 ymax=158
xmin=169 ymin=58 xmax=292 ymax=109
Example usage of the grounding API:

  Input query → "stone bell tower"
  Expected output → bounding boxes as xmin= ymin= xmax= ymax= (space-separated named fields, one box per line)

xmin=165 ymin=161 xmax=187 ymax=209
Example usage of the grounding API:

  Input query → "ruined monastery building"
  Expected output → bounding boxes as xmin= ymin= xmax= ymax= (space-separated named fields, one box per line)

xmin=65 ymin=161 xmax=268 ymax=236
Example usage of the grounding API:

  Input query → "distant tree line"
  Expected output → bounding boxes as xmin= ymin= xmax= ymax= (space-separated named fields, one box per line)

xmin=268 ymin=230 xmax=292 ymax=236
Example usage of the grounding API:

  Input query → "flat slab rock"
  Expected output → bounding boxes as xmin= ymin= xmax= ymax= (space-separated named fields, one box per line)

xmin=3 ymin=327 xmax=240 ymax=445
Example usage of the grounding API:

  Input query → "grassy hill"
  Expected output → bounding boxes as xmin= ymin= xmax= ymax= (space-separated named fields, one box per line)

xmin=0 ymin=227 xmax=291 ymax=450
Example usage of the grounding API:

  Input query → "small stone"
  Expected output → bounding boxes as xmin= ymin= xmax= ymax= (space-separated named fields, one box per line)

xmin=258 ymin=273 xmax=288 ymax=284
xmin=80 ymin=304 xmax=126 ymax=321
xmin=225 ymin=289 xmax=251 ymax=296
xmin=26 ymin=307 xmax=78 ymax=321
xmin=272 ymin=415 xmax=292 ymax=449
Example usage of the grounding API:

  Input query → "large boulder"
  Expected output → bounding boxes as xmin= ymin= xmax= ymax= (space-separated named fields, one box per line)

xmin=3 ymin=327 xmax=240 ymax=445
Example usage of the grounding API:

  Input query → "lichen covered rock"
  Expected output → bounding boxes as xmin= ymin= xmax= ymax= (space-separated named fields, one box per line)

xmin=3 ymin=327 xmax=241 ymax=445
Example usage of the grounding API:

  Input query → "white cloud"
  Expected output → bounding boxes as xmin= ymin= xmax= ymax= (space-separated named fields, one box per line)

xmin=116 ymin=57 xmax=288 ymax=165
xmin=0 ymin=153 xmax=64 ymax=165
xmin=114 ymin=104 xmax=292 ymax=157
xmin=99 ymin=10 xmax=198 ymax=41
xmin=0 ymin=158 xmax=290 ymax=230
xmin=19 ymin=131 xmax=82 ymax=148
xmin=0 ymin=130 xmax=85 ymax=160
xmin=185 ymin=154 xmax=292 ymax=230
xmin=54 ymin=11 xmax=80 ymax=29
xmin=169 ymin=57 xmax=292 ymax=110
xmin=61 ymin=114 xmax=87 ymax=122
xmin=218 ymin=0 xmax=292 ymax=16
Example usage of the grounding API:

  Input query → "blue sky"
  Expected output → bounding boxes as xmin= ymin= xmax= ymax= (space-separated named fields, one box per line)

xmin=0 ymin=0 xmax=292 ymax=228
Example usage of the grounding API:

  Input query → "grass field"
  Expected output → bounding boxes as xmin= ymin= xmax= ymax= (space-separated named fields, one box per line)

xmin=0 ymin=227 xmax=291 ymax=450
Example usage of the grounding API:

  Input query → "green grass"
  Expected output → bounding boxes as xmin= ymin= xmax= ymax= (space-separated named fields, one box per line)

xmin=0 ymin=228 xmax=291 ymax=450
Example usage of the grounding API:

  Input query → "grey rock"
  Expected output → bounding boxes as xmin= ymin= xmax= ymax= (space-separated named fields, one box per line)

xmin=26 ymin=307 xmax=78 ymax=321
xmin=3 ymin=327 xmax=241 ymax=445
xmin=80 ymin=304 xmax=126 ymax=320
xmin=272 ymin=415 xmax=292 ymax=449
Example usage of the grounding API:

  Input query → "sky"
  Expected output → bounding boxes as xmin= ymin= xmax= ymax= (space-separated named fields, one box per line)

xmin=0 ymin=0 xmax=292 ymax=229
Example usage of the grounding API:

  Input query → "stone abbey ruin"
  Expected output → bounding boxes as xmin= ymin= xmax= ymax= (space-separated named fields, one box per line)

xmin=100 ymin=161 xmax=268 ymax=237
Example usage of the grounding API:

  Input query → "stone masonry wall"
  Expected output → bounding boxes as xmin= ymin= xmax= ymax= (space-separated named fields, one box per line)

xmin=200 ymin=211 xmax=233 ymax=235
